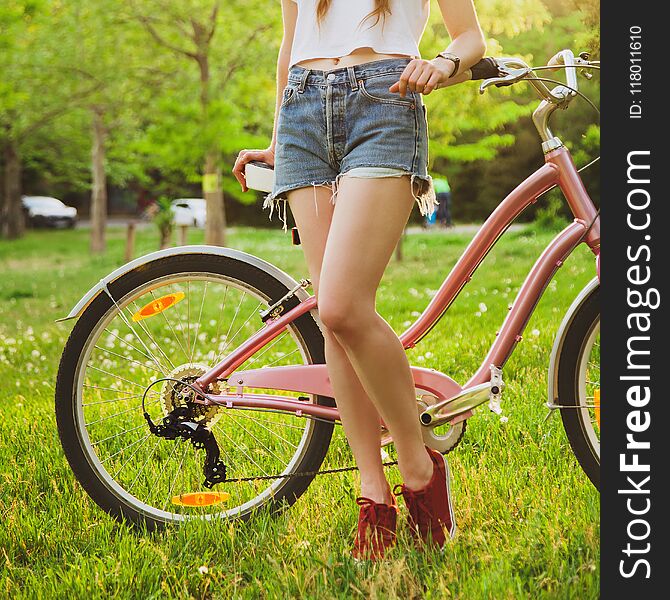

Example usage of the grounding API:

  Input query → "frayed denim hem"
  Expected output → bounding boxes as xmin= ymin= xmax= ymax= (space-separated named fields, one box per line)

xmin=262 ymin=179 xmax=338 ymax=232
xmin=334 ymin=168 xmax=438 ymax=217
xmin=262 ymin=170 xmax=437 ymax=231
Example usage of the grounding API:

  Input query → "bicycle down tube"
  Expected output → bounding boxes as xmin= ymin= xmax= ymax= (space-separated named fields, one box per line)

xmin=194 ymin=145 xmax=599 ymax=422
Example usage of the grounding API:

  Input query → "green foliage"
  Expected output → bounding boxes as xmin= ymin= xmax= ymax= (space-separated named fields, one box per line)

xmin=532 ymin=191 xmax=571 ymax=231
xmin=2 ymin=0 xmax=599 ymax=225
xmin=152 ymin=196 xmax=174 ymax=241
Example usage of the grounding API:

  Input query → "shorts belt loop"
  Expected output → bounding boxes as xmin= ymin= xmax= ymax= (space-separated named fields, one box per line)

xmin=298 ymin=68 xmax=310 ymax=93
xmin=347 ymin=66 xmax=358 ymax=90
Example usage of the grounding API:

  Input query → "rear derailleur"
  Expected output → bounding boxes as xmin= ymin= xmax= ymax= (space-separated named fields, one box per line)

xmin=143 ymin=405 xmax=227 ymax=489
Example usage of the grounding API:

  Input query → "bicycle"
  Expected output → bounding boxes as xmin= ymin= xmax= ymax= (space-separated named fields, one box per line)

xmin=55 ymin=48 xmax=600 ymax=530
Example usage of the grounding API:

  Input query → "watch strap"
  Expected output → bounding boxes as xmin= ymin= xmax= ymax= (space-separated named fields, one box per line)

xmin=435 ymin=52 xmax=461 ymax=78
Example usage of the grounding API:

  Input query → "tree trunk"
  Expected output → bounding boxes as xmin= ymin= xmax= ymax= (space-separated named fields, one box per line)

xmin=159 ymin=225 xmax=173 ymax=250
xmin=203 ymin=152 xmax=226 ymax=246
xmin=2 ymin=138 xmax=25 ymax=239
xmin=196 ymin=47 xmax=226 ymax=247
xmin=90 ymin=108 xmax=108 ymax=254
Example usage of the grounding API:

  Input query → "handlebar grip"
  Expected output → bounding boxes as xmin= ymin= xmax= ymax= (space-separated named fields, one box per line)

xmin=468 ymin=57 xmax=503 ymax=81
xmin=547 ymin=52 xmax=563 ymax=68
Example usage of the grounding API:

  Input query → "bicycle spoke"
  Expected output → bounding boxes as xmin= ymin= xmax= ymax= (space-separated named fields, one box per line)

xmin=213 ymin=424 xmax=272 ymax=478
xmin=93 ymin=345 xmax=163 ymax=374
xmin=150 ymin=289 xmax=191 ymax=363
xmin=190 ymin=281 xmax=208 ymax=364
xmin=128 ymin=302 xmax=177 ymax=371
xmin=82 ymin=384 xmax=137 ymax=397
xmin=212 ymin=292 xmax=246 ymax=364
xmin=232 ymin=412 xmax=300 ymax=448
xmin=222 ymin=410 xmax=308 ymax=431
xmin=226 ymin=413 xmax=287 ymax=464
xmin=82 ymin=390 xmax=160 ymax=407
xmin=187 ymin=280 xmax=191 ymax=361
xmin=91 ymin=423 xmax=147 ymax=448
xmin=149 ymin=439 xmax=182 ymax=499
xmin=126 ymin=438 xmax=162 ymax=493
xmin=113 ymin=434 xmax=155 ymax=479
xmin=208 ymin=285 xmax=230 ymax=363
xmin=85 ymin=398 xmax=160 ymax=427
xmin=86 ymin=364 xmax=154 ymax=392
xmin=103 ymin=328 xmax=165 ymax=371
xmin=238 ymin=329 xmax=289 ymax=366
xmin=101 ymin=434 xmax=151 ymax=465
xmin=217 ymin=299 xmax=265 ymax=362
xmin=162 ymin=442 xmax=190 ymax=512
xmin=109 ymin=301 xmax=169 ymax=376
xmin=262 ymin=347 xmax=300 ymax=369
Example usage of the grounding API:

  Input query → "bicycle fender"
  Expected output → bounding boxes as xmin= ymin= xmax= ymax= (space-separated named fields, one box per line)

xmin=547 ymin=276 xmax=599 ymax=406
xmin=56 ymin=244 xmax=319 ymax=327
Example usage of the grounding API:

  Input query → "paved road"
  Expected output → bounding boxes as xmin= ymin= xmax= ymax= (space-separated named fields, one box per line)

xmin=405 ymin=223 xmax=525 ymax=235
xmin=76 ymin=218 xmax=152 ymax=230
xmin=76 ymin=219 xmax=525 ymax=235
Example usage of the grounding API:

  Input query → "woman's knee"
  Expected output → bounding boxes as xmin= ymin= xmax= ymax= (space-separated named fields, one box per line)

xmin=318 ymin=294 xmax=374 ymax=336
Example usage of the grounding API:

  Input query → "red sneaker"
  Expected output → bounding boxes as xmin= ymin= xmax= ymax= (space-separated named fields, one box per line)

xmin=394 ymin=446 xmax=457 ymax=547
xmin=351 ymin=495 xmax=399 ymax=560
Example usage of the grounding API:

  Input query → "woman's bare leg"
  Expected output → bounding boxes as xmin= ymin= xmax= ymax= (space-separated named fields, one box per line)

xmin=287 ymin=186 xmax=392 ymax=504
xmin=317 ymin=175 xmax=434 ymax=492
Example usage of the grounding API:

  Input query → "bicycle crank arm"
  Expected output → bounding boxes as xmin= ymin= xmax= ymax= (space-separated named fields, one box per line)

xmin=420 ymin=382 xmax=491 ymax=427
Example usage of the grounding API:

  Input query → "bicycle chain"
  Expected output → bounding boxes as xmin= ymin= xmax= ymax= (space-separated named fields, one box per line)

xmin=222 ymin=459 xmax=400 ymax=484
xmin=221 ymin=418 xmax=468 ymax=484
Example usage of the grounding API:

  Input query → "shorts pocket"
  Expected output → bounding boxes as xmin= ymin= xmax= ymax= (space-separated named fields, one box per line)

xmin=280 ymin=85 xmax=298 ymax=108
xmin=358 ymin=74 xmax=416 ymax=108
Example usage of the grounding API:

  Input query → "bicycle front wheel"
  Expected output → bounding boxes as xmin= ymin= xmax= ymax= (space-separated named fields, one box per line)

xmin=56 ymin=252 xmax=333 ymax=530
xmin=557 ymin=282 xmax=600 ymax=489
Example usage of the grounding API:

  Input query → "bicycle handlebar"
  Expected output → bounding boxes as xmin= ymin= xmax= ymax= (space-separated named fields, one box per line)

xmin=467 ymin=49 xmax=596 ymax=106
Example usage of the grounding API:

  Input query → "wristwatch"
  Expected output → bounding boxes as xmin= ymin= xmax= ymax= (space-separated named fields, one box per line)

xmin=435 ymin=51 xmax=461 ymax=78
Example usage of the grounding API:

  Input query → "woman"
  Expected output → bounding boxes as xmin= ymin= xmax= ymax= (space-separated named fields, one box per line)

xmin=233 ymin=0 xmax=485 ymax=560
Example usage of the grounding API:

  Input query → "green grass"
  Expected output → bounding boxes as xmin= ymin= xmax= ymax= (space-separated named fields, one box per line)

xmin=0 ymin=225 xmax=599 ymax=599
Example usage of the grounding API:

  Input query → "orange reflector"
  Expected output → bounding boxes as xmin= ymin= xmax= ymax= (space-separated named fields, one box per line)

xmin=132 ymin=292 xmax=185 ymax=322
xmin=594 ymin=388 xmax=600 ymax=428
xmin=171 ymin=491 xmax=230 ymax=507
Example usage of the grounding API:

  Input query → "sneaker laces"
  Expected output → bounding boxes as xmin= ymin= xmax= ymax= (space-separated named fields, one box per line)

xmin=393 ymin=484 xmax=434 ymax=538
xmin=353 ymin=496 xmax=397 ymax=557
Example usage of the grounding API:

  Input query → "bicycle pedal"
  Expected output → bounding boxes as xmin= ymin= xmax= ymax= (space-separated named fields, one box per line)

xmin=488 ymin=365 xmax=504 ymax=415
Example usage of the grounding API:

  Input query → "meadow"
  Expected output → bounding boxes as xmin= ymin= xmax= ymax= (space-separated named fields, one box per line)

xmin=0 ymin=224 xmax=599 ymax=599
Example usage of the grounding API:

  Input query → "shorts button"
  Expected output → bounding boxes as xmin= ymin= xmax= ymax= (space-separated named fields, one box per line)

xmin=327 ymin=73 xmax=336 ymax=82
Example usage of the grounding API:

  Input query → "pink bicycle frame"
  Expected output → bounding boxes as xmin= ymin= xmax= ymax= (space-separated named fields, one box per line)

xmin=193 ymin=145 xmax=600 ymax=424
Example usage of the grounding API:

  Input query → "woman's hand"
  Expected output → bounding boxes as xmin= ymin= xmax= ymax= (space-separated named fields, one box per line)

xmin=232 ymin=146 xmax=275 ymax=192
xmin=388 ymin=58 xmax=457 ymax=97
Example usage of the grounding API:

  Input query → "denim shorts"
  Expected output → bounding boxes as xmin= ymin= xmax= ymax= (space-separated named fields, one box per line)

xmin=263 ymin=57 xmax=437 ymax=231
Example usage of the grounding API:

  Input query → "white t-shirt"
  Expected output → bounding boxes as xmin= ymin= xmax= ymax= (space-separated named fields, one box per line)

xmin=289 ymin=0 xmax=430 ymax=68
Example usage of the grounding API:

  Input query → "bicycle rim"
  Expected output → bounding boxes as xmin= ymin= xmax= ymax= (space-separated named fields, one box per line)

xmin=577 ymin=318 xmax=600 ymax=460
xmin=73 ymin=272 xmax=322 ymax=523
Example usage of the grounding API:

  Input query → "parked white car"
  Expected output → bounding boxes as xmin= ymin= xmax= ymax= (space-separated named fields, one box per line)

xmin=171 ymin=198 xmax=206 ymax=228
xmin=22 ymin=196 xmax=78 ymax=228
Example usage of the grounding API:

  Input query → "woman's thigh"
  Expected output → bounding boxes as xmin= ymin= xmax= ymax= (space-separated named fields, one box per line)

xmin=286 ymin=185 xmax=335 ymax=298
xmin=319 ymin=175 xmax=415 ymax=317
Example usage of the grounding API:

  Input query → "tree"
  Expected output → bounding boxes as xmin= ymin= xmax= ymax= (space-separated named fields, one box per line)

xmin=0 ymin=1 xmax=100 ymax=239
xmin=127 ymin=0 xmax=274 ymax=247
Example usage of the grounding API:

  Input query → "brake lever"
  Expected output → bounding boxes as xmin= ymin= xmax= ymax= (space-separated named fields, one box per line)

xmin=479 ymin=67 xmax=532 ymax=94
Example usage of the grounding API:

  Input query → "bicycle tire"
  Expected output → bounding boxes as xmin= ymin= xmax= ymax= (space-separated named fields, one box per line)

xmin=56 ymin=253 xmax=334 ymax=530
xmin=556 ymin=283 xmax=600 ymax=489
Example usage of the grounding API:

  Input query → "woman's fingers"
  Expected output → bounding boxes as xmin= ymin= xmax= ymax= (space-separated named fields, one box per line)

xmin=422 ymin=71 xmax=444 ymax=95
xmin=232 ymin=149 xmax=272 ymax=192
xmin=390 ymin=60 xmax=448 ymax=96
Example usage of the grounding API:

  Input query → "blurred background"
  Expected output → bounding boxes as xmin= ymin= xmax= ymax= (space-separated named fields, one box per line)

xmin=1 ymin=0 xmax=599 ymax=249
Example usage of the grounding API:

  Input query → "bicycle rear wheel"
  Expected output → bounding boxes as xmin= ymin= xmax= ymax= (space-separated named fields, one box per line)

xmin=56 ymin=253 xmax=333 ymax=530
